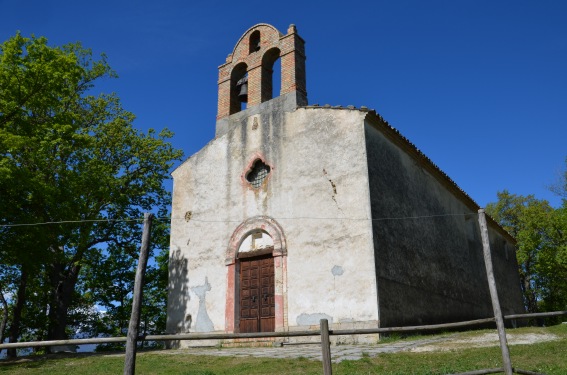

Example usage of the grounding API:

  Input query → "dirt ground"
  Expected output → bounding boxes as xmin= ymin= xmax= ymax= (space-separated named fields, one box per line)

xmin=408 ymin=332 xmax=560 ymax=352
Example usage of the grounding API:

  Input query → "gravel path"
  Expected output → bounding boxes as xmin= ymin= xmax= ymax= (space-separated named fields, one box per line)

xmin=153 ymin=332 xmax=559 ymax=363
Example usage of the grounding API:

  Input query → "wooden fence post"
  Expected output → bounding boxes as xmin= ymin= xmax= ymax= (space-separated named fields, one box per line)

xmin=478 ymin=209 xmax=513 ymax=375
xmin=124 ymin=213 xmax=153 ymax=375
xmin=320 ymin=319 xmax=332 ymax=375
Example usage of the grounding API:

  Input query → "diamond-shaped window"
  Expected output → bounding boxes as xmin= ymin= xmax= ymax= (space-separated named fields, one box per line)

xmin=246 ymin=159 xmax=271 ymax=188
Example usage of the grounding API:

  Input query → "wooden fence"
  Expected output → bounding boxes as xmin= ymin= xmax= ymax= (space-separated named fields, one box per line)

xmin=0 ymin=310 xmax=565 ymax=375
xmin=2 ymin=210 xmax=566 ymax=374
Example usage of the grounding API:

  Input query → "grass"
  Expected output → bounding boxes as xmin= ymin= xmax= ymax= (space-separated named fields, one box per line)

xmin=375 ymin=332 xmax=428 ymax=344
xmin=1 ymin=324 xmax=566 ymax=374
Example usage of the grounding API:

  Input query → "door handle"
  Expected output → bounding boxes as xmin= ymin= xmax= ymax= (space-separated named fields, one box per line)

xmin=252 ymin=295 xmax=257 ymax=302
xmin=263 ymin=293 xmax=268 ymax=301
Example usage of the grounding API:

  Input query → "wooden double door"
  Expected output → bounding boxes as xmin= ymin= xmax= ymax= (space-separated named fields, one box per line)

xmin=239 ymin=254 xmax=275 ymax=333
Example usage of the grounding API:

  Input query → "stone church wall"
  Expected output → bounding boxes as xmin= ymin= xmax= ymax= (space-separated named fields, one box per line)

xmin=281 ymin=107 xmax=379 ymax=337
xmin=364 ymin=117 xmax=524 ymax=328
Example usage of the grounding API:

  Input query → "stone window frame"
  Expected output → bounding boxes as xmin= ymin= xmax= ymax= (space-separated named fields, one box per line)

xmin=245 ymin=159 xmax=271 ymax=189
xmin=242 ymin=154 xmax=273 ymax=190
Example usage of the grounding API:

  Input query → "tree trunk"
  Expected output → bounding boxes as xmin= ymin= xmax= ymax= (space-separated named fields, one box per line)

xmin=47 ymin=262 xmax=81 ymax=346
xmin=520 ymin=273 xmax=538 ymax=314
xmin=7 ymin=266 xmax=28 ymax=359
xmin=37 ymin=280 xmax=50 ymax=342
xmin=0 ymin=286 xmax=9 ymax=355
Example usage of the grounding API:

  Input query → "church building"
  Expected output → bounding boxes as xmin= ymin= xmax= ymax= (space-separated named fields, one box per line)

xmin=166 ymin=23 xmax=524 ymax=345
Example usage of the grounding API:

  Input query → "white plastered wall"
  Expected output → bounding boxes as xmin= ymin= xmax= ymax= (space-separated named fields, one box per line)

xmin=167 ymin=107 xmax=379 ymax=342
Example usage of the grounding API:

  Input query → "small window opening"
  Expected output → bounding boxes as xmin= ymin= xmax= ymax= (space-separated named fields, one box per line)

xmin=249 ymin=30 xmax=261 ymax=54
xmin=246 ymin=159 xmax=271 ymax=188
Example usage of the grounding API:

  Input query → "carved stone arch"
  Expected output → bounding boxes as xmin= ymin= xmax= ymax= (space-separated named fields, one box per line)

xmin=225 ymin=216 xmax=288 ymax=333
xmin=226 ymin=215 xmax=287 ymax=265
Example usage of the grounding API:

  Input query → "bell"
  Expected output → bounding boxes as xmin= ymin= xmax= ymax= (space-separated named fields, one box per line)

xmin=237 ymin=77 xmax=248 ymax=103
xmin=253 ymin=39 xmax=261 ymax=52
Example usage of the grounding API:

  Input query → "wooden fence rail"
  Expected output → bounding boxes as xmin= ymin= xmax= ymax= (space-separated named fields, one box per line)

xmin=504 ymin=311 xmax=567 ymax=320
xmin=1 ymin=311 xmax=564 ymax=351
xmin=0 ymin=316 xmax=506 ymax=350
xmin=0 ymin=311 xmax=565 ymax=375
xmin=0 ymin=311 xmax=564 ymax=351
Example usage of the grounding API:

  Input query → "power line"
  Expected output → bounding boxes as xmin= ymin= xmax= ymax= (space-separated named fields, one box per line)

xmin=0 ymin=218 xmax=143 ymax=228
xmin=1 ymin=212 xmax=477 ymax=228
xmin=169 ymin=212 xmax=475 ymax=223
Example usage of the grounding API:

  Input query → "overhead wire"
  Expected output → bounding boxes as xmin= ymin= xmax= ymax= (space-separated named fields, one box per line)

xmin=0 ymin=212 xmax=478 ymax=228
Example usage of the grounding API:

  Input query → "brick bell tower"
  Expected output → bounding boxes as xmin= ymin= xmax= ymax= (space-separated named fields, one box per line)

xmin=215 ymin=23 xmax=307 ymax=136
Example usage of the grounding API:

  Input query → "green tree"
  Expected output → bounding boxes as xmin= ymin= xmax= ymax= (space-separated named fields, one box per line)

xmin=486 ymin=190 xmax=567 ymax=316
xmin=0 ymin=33 xmax=182 ymax=356
xmin=550 ymin=157 xmax=567 ymax=200
xmin=0 ymin=265 xmax=15 ymax=350
xmin=82 ymin=222 xmax=169 ymax=352
xmin=545 ymin=158 xmax=567 ymax=312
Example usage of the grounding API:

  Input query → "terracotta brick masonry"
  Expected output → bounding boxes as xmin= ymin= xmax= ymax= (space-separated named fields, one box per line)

xmin=217 ymin=24 xmax=307 ymax=119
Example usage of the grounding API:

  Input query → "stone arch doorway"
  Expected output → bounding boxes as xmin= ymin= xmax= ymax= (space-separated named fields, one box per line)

xmin=225 ymin=216 xmax=287 ymax=333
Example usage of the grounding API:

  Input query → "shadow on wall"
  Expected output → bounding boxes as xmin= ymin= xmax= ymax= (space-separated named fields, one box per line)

xmin=166 ymin=248 xmax=190 ymax=348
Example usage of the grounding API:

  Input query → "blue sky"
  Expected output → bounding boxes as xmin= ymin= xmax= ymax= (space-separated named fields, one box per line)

xmin=2 ymin=0 xmax=566 ymax=208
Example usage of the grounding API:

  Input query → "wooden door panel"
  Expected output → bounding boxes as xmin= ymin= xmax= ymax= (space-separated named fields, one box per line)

xmin=239 ymin=255 xmax=275 ymax=333
xmin=260 ymin=317 xmax=275 ymax=332
xmin=240 ymin=319 xmax=257 ymax=334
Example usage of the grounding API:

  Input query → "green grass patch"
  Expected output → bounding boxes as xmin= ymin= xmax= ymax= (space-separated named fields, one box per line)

xmin=1 ymin=324 xmax=566 ymax=374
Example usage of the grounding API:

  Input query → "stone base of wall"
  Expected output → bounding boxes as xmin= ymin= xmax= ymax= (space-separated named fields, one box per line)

xmin=177 ymin=337 xmax=278 ymax=348
xmin=284 ymin=320 xmax=380 ymax=345
xmin=221 ymin=338 xmax=279 ymax=348
xmin=169 ymin=320 xmax=381 ymax=349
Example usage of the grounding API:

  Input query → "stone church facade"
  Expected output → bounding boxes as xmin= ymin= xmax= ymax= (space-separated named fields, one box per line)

xmin=166 ymin=23 xmax=524 ymax=345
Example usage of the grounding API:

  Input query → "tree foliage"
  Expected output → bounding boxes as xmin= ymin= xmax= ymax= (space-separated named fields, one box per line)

xmin=550 ymin=157 xmax=567 ymax=200
xmin=486 ymin=190 xmax=567 ymax=316
xmin=0 ymin=33 xmax=182 ymax=356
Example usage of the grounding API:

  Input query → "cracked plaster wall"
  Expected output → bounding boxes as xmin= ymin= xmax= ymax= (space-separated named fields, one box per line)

xmin=167 ymin=99 xmax=379 ymax=341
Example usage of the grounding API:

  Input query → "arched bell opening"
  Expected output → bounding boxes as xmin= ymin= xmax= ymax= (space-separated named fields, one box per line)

xmin=261 ymin=48 xmax=281 ymax=103
xmin=230 ymin=62 xmax=248 ymax=115
xmin=217 ymin=24 xmax=307 ymax=121
xmin=249 ymin=30 xmax=261 ymax=54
